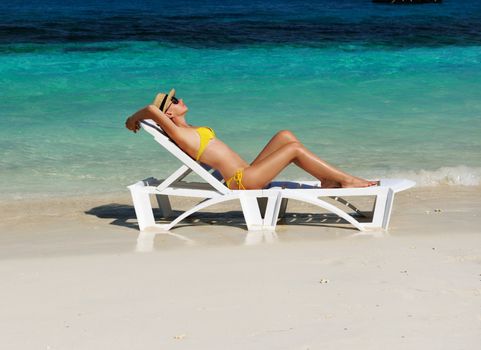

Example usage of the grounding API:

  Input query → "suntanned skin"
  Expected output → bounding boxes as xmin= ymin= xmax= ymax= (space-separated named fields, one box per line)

xmin=125 ymin=99 xmax=377 ymax=189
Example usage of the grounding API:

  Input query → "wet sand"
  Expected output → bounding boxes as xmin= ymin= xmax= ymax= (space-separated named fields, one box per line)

xmin=1 ymin=186 xmax=480 ymax=349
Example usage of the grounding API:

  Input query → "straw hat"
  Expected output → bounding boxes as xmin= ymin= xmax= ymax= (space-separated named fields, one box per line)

xmin=153 ymin=88 xmax=176 ymax=113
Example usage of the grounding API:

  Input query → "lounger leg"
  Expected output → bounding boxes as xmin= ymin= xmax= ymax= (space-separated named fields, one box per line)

xmin=239 ymin=193 xmax=264 ymax=231
xmin=382 ymin=189 xmax=395 ymax=230
xmin=128 ymin=182 xmax=155 ymax=231
xmin=367 ymin=191 xmax=388 ymax=230
xmin=278 ymin=198 xmax=288 ymax=218
xmin=262 ymin=192 xmax=283 ymax=230
xmin=155 ymin=194 xmax=172 ymax=218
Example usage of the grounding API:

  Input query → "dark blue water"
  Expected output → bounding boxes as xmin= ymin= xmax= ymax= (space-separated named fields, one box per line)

xmin=1 ymin=0 xmax=481 ymax=48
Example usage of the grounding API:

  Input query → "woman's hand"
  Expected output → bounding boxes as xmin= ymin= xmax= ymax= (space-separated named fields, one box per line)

xmin=125 ymin=115 xmax=140 ymax=133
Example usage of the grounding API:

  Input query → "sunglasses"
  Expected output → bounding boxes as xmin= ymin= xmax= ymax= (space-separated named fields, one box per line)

xmin=170 ymin=96 xmax=179 ymax=105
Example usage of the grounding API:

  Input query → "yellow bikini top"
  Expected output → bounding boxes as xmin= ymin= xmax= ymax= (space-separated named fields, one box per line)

xmin=195 ymin=126 xmax=216 ymax=161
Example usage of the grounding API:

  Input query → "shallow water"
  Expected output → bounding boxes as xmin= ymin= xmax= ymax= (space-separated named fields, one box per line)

xmin=1 ymin=1 xmax=481 ymax=198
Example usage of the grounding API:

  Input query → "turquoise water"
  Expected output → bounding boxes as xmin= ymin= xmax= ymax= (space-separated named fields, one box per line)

xmin=1 ymin=41 xmax=481 ymax=197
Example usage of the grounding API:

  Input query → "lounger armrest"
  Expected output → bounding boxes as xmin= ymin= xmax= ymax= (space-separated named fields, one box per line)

xmin=141 ymin=119 xmax=167 ymax=136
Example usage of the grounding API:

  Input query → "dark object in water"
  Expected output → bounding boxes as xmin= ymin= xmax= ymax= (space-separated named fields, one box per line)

xmin=373 ymin=0 xmax=442 ymax=3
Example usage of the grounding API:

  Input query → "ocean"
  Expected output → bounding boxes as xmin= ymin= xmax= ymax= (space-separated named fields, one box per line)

xmin=1 ymin=0 xmax=481 ymax=198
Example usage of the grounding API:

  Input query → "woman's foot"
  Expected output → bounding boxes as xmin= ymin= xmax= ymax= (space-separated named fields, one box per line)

xmin=340 ymin=177 xmax=378 ymax=188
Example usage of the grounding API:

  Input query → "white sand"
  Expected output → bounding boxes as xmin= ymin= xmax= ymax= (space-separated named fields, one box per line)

xmin=1 ymin=187 xmax=481 ymax=349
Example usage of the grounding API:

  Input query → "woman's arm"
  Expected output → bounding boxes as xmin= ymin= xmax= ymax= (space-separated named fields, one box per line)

xmin=125 ymin=105 xmax=180 ymax=138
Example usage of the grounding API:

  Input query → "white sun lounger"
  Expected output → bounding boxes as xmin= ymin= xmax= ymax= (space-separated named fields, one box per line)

xmin=128 ymin=120 xmax=415 ymax=232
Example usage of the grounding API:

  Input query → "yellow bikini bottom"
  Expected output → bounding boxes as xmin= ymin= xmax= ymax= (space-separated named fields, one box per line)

xmin=225 ymin=169 xmax=246 ymax=190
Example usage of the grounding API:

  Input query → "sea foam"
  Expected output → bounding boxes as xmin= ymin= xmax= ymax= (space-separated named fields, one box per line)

xmin=385 ymin=166 xmax=481 ymax=187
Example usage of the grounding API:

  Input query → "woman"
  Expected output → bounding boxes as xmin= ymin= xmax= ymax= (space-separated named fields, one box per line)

xmin=125 ymin=89 xmax=377 ymax=190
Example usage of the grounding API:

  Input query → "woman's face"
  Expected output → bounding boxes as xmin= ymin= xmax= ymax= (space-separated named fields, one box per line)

xmin=166 ymin=98 xmax=188 ymax=118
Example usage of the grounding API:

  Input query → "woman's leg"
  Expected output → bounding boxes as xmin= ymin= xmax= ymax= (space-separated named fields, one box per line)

xmin=241 ymin=142 xmax=376 ymax=189
xmin=249 ymin=130 xmax=346 ymax=185
xmin=250 ymin=130 xmax=300 ymax=165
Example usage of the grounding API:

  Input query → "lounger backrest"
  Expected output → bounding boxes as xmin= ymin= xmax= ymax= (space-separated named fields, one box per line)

xmin=140 ymin=120 xmax=230 ymax=194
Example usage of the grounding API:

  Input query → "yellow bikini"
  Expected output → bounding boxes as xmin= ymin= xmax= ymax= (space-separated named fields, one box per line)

xmin=225 ymin=169 xmax=246 ymax=190
xmin=195 ymin=126 xmax=216 ymax=161
xmin=195 ymin=126 xmax=246 ymax=190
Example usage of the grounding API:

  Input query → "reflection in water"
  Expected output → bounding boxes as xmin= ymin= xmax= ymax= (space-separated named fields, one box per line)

xmin=244 ymin=230 xmax=279 ymax=245
xmin=135 ymin=228 xmax=196 ymax=252
xmin=135 ymin=228 xmax=279 ymax=252
xmin=349 ymin=230 xmax=386 ymax=239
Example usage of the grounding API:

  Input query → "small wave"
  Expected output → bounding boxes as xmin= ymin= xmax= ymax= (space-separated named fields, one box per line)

xmin=386 ymin=166 xmax=481 ymax=187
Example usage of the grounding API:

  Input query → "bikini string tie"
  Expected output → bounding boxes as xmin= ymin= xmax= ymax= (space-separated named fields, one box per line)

xmin=233 ymin=169 xmax=246 ymax=190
